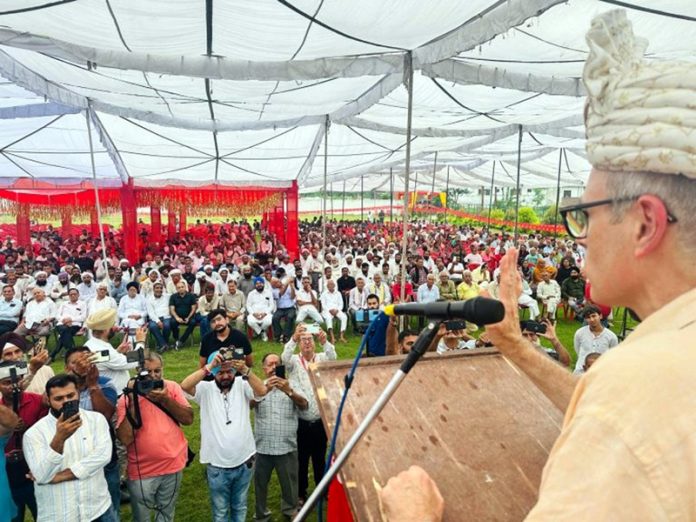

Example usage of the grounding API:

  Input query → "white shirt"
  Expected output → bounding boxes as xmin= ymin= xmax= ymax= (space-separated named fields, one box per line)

xmin=246 ymin=289 xmax=275 ymax=315
xmin=348 ymin=287 xmax=368 ymax=311
xmin=320 ymin=289 xmax=343 ymax=313
xmin=49 ymin=282 xmax=76 ymax=306
xmin=296 ymin=288 xmax=317 ymax=310
xmin=56 ymin=300 xmax=87 ymax=327
xmin=84 ymin=336 xmax=138 ymax=394
xmin=24 ymin=299 xmax=55 ymax=327
xmin=537 ymin=280 xmax=561 ymax=301
xmin=193 ymin=380 xmax=256 ymax=468
xmin=281 ymin=339 xmax=337 ymax=421
xmin=24 ymin=409 xmax=112 ymax=522
xmin=117 ymin=294 xmax=148 ymax=323
xmin=146 ymin=293 xmax=171 ymax=320
xmin=87 ymin=295 xmax=117 ymax=316
xmin=76 ymin=282 xmax=97 ymax=302
xmin=367 ymin=282 xmax=392 ymax=305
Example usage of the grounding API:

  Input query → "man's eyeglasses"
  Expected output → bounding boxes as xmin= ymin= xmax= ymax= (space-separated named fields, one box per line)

xmin=559 ymin=196 xmax=678 ymax=240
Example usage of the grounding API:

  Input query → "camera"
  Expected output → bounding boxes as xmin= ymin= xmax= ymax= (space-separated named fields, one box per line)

xmin=0 ymin=362 xmax=28 ymax=381
xmin=219 ymin=347 xmax=234 ymax=361
xmin=521 ymin=320 xmax=547 ymax=334
xmin=135 ymin=378 xmax=164 ymax=395
xmin=305 ymin=323 xmax=321 ymax=335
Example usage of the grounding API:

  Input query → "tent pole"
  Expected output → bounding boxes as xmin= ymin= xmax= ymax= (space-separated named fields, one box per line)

xmin=85 ymin=106 xmax=109 ymax=275
xmin=487 ymin=161 xmax=496 ymax=229
xmin=342 ymin=180 xmax=346 ymax=220
xmin=322 ymin=115 xmax=329 ymax=272
xmin=444 ymin=166 xmax=450 ymax=224
xmin=514 ymin=125 xmax=523 ymax=241
xmin=360 ymin=176 xmax=364 ymax=221
xmin=330 ymin=182 xmax=334 ymax=219
xmin=399 ymin=52 xmax=414 ymax=303
xmin=554 ymin=148 xmax=563 ymax=237
xmin=389 ymin=168 xmax=394 ymax=223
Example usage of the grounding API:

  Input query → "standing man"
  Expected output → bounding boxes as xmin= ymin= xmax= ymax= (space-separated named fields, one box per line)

xmin=23 ymin=374 xmax=115 ymax=521
xmin=281 ymin=324 xmax=336 ymax=505
xmin=181 ymin=351 xmax=266 ymax=522
xmin=116 ymin=353 xmax=193 ymax=522
xmin=271 ymin=276 xmax=296 ymax=345
xmin=572 ymin=305 xmax=618 ymax=374
xmin=198 ymin=309 xmax=253 ymax=370
xmin=380 ymin=10 xmax=696 ymax=520
xmin=252 ymin=353 xmax=308 ymax=521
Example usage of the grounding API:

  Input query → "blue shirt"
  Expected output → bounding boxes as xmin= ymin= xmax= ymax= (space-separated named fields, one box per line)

xmin=417 ymin=284 xmax=440 ymax=304
xmin=274 ymin=286 xmax=295 ymax=309
xmin=365 ymin=313 xmax=389 ymax=357
xmin=0 ymin=298 xmax=22 ymax=323
xmin=79 ymin=376 xmax=118 ymax=411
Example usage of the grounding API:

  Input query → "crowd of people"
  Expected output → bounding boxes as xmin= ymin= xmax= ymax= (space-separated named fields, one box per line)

xmin=0 ymin=216 xmax=616 ymax=521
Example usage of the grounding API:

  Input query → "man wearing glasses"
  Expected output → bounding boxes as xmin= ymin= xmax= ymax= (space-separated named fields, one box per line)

xmin=380 ymin=10 xmax=696 ymax=521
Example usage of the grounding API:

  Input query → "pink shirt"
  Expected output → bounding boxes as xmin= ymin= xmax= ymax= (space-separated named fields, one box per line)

xmin=116 ymin=380 xmax=189 ymax=479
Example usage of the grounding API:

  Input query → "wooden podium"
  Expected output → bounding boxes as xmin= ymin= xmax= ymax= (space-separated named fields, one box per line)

xmin=309 ymin=349 xmax=563 ymax=521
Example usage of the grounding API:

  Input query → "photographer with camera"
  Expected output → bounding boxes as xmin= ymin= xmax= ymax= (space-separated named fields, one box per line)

xmin=181 ymin=349 xmax=266 ymax=522
xmin=84 ymin=309 xmax=140 ymax=395
xmin=63 ymin=347 xmax=121 ymax=511
xmin=1 ymin=333 xmax=53 ymax=395
xmin=116 ymin=352 xmax=193 ymax=522
xmin=23 ymin=374 xmax=115 ymax=521
xmin=0 ymin=360 xmax=47 ymax=521
xmin=199 ymin=308 xmax=253 ymax=370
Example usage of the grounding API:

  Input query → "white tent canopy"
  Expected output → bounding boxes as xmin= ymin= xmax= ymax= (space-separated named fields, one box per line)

xmin=0 ymin=1 xmax=695 ymax=192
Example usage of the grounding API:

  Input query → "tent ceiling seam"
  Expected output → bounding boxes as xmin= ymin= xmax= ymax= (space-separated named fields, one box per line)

xmin=0 ymin=0 xmax=76 ymax=16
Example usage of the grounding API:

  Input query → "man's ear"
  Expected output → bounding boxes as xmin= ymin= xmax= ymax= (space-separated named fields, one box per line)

xmin=633 ymin=195 xmax=672 ymax=258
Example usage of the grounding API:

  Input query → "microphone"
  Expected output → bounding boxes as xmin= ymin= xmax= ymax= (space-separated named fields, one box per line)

xmin=383 ymin=298 xmax=504 ymax=325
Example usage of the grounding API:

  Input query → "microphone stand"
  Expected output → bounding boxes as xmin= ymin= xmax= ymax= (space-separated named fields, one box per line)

xmin=294 ymin=318 xmax=443 ymax=522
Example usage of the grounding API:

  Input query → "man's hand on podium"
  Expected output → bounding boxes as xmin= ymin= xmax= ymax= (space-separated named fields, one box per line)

xmin=380 ymin=465 xmax=444 ymax=522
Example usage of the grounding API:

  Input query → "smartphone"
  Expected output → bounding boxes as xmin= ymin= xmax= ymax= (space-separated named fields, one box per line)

xmin=125 ymin=348 xmax=148 ymax=364
xmin=232 ymin=347 xmax=246 ymax=360
xmin=89 ymin=350 xmax=111 ymax=364
xmin=61 ymin=399 xmax=80 ymax=420
xmin=305 ymin=323 xmax=320 ymax=335
xmin=33 ymin=337 xmax=46 ymax=354
xmin=275 ymin=365 xmax=286 ymax=379
xmin=445 ymin=320 xmax=466 ymax=331
xmin=521 ymin=320 xmax=547 ymax=334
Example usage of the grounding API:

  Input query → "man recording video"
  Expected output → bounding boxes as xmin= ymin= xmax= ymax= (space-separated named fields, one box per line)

xmin=181 ymin=350 xmax=266 ymax=522
xmin=116 ymin=352 xmax=193 ymax=522
xmin=0 ymin=360 xmax=47 ymax=522
xmin=23 ymin=374 xmax=115 ymax=521
xmin=0 ymin=333 xmax=53 ymax=395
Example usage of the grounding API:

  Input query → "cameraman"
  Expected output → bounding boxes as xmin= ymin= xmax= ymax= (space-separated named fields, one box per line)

xmin=24 ymin=374 xmax=115 ymax=521
xmin=116 ymin=353 xmax=193 ymax=522
xmin=0 ymin=361 xmax=47 ymax=521
xmin=63 ymin=347 xmax=120 ymax=511
xmin=181 ymin=351 xmax=266 ymax=522
xmin=0 ymin=333 xmax=53 ymax=395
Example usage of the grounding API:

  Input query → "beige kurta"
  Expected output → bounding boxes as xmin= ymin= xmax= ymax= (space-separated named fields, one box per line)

xmin=527 ymin=287 xmax=696 ymax=521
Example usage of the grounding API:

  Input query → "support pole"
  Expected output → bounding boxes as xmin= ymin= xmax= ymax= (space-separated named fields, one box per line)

xmin=360 ymin=176 xmax=364 ymax=222
xmin=400 ymin=52 xmax=414 ymax=302
xmin=444 ymin=166 xmax=450 ymax=223
xmin=90 ymin=208 xmax=100 ymax=237
xmin=554 ymin=148 xmax=564 ymax=237
xmin=322 ymin=115 xmax=329 ymax=271
xmin=487 ymin=161 xmax=496 ymax=229
xmin=16 ymin=203 xmax=31 ymax=249
xmin=85 ymin=107 xmax=109 ymax=272
xmin=120 ymin=180 xmax=138 ymax=263
xmin=389 ymin=168 xmax=394 ymax=222
xmin=286 ymin=181 xmax=299 ymax=259
xmin=514 ymin=125 xmax=523 ymax=241
xmin=179 ymin=208 xmax=187 ymax=236
xmin=342 ymin=180 xmax=346 ymax=220
xmin=167 ymin=209 xmax=177 ymax=240
xmin=150 ymin=206 xmax=162 ymax=248
xmin=61 ymin=209 xmax=72 ymax=236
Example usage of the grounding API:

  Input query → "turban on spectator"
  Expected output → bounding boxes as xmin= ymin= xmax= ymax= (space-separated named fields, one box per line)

xmin=86 ymin=308 xmax=117 ymax=331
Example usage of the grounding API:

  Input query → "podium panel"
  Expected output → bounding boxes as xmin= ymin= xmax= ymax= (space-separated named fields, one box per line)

xmin=310 ymin=349 xmax=563 ymax=521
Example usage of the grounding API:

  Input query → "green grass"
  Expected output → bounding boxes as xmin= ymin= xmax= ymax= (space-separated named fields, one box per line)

xmin=42 ymin=311 xmax=635 ymax=521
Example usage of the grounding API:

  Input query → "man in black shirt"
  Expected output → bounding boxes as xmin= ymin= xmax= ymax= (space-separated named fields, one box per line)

xmin=336 ymin=266 xmax=356 ymax=312
xmin=198 ymin=309 xmax=253 ymax=369
xmin=75 ymin=250 xmax=95 ymax=274
xmin=168 ymin=280 xmax=199 ymax=349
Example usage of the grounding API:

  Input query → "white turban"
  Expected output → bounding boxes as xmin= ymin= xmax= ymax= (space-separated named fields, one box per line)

xmin=584 ymin=10 xmax=696 ymax=178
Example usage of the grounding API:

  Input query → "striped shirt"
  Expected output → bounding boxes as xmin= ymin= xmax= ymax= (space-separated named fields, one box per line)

xmin=23 ymin=408 xmax=112 ymax=522
xmin=254 ymin=383 xmax=305 ymax=455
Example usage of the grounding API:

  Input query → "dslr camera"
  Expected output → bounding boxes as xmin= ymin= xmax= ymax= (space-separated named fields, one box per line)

xmin=0 ymin=362 xmax=28 ymax=381
xmin=219 ymin=347 xmax=246 ymax=361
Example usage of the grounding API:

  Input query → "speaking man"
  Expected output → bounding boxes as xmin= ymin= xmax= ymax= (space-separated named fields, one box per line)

xmin=380 ymin=11 xmax=696 ymax=521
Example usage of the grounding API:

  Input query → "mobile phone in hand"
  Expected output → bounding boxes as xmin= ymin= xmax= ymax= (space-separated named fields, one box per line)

xmin=61 ymin=400 xmax=80 ymax=420
xmin=275 ymin=365 xmax=286 ymax=379
xmin=33 ymin=337 xmax=46 ymax=353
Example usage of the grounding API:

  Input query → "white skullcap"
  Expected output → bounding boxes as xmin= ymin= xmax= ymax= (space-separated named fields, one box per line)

xmin=120 ymin=258 xmax=129 ymax=264
xmin=34 ymin=271 xmax=47 ymax=278
xmin=169 ymin=269 xmax=182 ymax=275
xmin=584 ymin=10 xmax=696 ymax=178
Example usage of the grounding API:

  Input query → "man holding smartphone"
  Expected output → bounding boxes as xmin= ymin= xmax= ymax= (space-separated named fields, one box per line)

xmin=252 ymin=353 xmax=308 ymax=521
xmin=23 ymin=374 xmax=115 ymax=521
xmin=281 ymin=323 xmax=336 ymax=505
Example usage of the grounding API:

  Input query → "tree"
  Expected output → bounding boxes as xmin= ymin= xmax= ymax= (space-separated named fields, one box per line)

xmin=518 ymin=206 xmax=540 ymax=224
xmin=542 ymin=205 xmax=560 ymax=224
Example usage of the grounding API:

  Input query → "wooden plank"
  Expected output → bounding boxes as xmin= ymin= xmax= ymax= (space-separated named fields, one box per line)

xmin=309 ymin=349 xmax=563 ymax=521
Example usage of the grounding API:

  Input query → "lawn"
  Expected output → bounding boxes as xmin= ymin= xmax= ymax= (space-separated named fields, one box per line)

xmin=43 ymin=310 xmax=634 ymax=521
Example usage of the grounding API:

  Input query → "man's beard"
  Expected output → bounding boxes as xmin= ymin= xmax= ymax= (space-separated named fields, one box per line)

xmin=215 ymin=377 xmax=233 ymax=390
xmin=214 ymin=324 xmax=227 ymax=333
xmin=36 ymin=280 xmax=47 ymax=287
